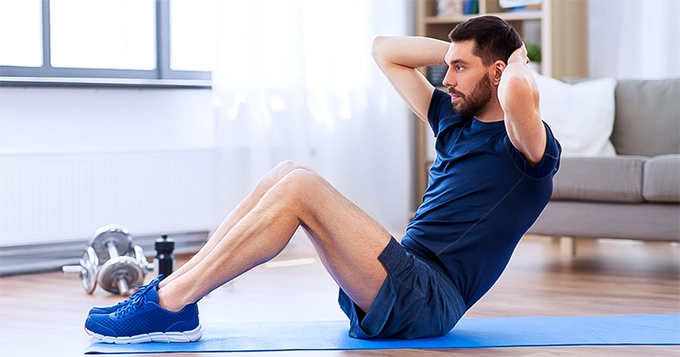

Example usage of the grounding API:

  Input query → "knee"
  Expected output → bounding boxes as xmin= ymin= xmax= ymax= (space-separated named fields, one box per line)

xmin=274 ymin=160 xmax=311 ymax=177
xmin=275 ymin=168 xmax=325 ymax=206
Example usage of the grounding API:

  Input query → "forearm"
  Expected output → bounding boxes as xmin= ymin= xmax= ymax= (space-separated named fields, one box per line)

xmin=372 ymin=36 xmax=449 ymax=70
xmin=498 ymin=49 xmax=546 ymax=165
xmin=372 ymin=36 xmax=450 ymax=122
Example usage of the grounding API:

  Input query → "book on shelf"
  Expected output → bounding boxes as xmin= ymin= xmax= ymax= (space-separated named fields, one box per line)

xmin=463 ymin=0 xmax=478 ymax=15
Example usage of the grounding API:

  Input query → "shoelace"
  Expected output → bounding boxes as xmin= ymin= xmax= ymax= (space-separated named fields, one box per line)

xmin=115 ymin=289 xmax=148 ymax=318
xmin=114 ymin=278 xmax=157 ymax=307
xmin=113 ymin=283 xmax=147 ymax=306
xmin=112 ymin=275 xmax=164 ymax=317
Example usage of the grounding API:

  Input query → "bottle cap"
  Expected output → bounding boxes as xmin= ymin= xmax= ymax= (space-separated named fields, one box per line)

xmin=155 ymin=234 xmax=174 ymax=252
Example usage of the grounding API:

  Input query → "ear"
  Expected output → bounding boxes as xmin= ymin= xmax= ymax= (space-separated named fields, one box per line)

xmin=491 ymin=60 xmax=506 ymax=85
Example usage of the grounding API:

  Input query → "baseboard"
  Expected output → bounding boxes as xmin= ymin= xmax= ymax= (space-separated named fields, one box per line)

xmin=0 ymin=231 xmax=209 ymax=276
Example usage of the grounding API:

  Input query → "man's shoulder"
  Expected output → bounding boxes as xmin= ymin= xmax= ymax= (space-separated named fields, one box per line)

xmin=429 ymin=89 xmax=465 ymax=135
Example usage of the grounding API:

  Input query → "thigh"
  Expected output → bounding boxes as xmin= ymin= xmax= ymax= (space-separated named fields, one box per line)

xmin=279 ymin=169 xmax=392 ymax=313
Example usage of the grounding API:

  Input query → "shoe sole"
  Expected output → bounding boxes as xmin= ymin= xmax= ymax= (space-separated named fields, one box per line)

xmin=87 ymin=324 xmax=202 ymax=344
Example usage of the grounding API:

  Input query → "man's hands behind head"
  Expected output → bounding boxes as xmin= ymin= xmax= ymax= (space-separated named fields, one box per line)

xmin=507 ymin=43 xmax=530 ymax=66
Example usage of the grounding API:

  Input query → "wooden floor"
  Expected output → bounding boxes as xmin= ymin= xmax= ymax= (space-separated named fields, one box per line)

xmin=1 ymin=235 xmax=678 ymax=357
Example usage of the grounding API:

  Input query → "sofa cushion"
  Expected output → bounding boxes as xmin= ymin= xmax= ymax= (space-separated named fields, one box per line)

xmin=643 ymin=154 xmax=680 ymax=203
xmin=552 ymin=156 xmax=645 ymax=202
xmin=534 ymin=74 xmax=617 ymax=157
xmin=611 ymin=78 xmax=680 ymax=156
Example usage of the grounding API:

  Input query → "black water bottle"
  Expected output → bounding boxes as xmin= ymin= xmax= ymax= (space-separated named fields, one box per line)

xmin=154 ymin=234 xmax=175 ymax=277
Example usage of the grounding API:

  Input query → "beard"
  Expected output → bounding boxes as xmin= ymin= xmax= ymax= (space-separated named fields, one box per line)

xmin=449 ymin=75 xmax=493 ymax=120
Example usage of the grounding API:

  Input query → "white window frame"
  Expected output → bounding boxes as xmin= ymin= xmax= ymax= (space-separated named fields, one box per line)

xmin=0 ymin=0 xmax=211 ymax=88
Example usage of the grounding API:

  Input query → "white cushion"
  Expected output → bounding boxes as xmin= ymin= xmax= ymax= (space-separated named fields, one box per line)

xmin=532 ymin=74 xmax=618 ymax=157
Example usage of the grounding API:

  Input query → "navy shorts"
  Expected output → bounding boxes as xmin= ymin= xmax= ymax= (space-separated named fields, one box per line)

xmin=338 ymin=237 xmax=466 ymax=339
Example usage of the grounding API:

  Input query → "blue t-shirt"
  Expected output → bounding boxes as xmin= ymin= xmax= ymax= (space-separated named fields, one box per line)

xmin=402 ymin=88 xmax=562 ymax=309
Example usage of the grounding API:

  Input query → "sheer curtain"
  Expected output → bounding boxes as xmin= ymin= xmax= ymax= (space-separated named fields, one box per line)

xmin=212 ymin=0 xmax=413 ymax=236
xmin=588 ymin=0 xmax=680 ymax=79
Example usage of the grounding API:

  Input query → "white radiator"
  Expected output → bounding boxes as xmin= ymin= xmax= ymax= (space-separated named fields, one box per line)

xmin=0 ymin=149 xmax=219 ymax=247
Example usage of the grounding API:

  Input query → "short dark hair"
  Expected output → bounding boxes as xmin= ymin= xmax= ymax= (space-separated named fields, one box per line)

xmin=448 ymin=15 xmax=523 ymax=66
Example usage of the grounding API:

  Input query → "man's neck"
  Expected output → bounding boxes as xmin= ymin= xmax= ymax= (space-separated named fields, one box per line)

xmin=474 ymin=99 xmax=504 ymax=123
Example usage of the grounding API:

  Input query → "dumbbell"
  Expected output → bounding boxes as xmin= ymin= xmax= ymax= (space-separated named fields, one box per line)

xmin=63 ymin=224 xmax=153 ymax=295
xmin=93 ymin=224 xmax=150 ymax=295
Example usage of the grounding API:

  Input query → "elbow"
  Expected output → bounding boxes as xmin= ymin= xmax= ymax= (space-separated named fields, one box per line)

xmin=371 ymin=36 xmax=387 ymax=63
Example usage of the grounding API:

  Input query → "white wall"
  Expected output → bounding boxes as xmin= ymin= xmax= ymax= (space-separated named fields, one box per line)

xmin=0 ymin=82 xmax=414 ymax=247
xmin=588 ymin=0 xmax=680 ymax=79
xmin=0 ymin=87 xmax=214 ymax=154
xmin=0 ymin=87 xmax=219 ymax=246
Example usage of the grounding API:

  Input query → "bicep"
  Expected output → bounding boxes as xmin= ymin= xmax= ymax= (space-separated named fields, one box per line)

xmin=499 ymin=73 xmax=546 ymax=165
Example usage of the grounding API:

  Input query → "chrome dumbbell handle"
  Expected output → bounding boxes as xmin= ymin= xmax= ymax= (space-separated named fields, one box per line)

xmin=61 ymin=247 xmax=99 ymax=294
xmin=107 ymin=241 xmax=119 ymax=259
xmin=105 ymin=241 xmax=133 ymax=296
xmin=61 ymin=265 xmax=83 ymax=273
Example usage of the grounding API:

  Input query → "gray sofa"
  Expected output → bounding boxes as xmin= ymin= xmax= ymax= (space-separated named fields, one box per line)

xmin=528 ymin=77 xmax=680 ymax=242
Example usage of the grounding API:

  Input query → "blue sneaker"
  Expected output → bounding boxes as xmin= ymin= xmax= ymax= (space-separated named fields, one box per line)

xmin=88 ymin=275 xmax=165 ymax=315
xmin=85 ymin=285 xmax=201 ymax=344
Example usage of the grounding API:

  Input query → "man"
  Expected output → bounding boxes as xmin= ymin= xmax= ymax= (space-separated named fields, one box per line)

xmin=85 ymin=15 xmax=560 ymax=343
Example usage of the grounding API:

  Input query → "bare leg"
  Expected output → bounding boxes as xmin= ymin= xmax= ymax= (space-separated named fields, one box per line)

xmin=159 ymin=161 xmax=310 ymax=288
xmin=158 ymin=167 xmax=392 ymax=313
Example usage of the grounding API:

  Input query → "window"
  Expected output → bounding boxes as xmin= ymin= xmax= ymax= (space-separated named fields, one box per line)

xmin=50 ymin=0 xmax=156 ymax=70
xmin=0 ymin=0 xmax=214 ymax=87
xmin=0 ymin=0 xmax=43 ymax=67
xmin=169 ymin=0 xmax=215 ymax=72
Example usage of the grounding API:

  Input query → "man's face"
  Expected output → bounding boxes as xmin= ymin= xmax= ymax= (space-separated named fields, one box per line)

xmin=442 ymin=40 xmax=493 ymax=119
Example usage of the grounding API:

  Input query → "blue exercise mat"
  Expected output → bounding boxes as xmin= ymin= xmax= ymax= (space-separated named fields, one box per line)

xmin=85 ymin=314 xmax=680 ymax=354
